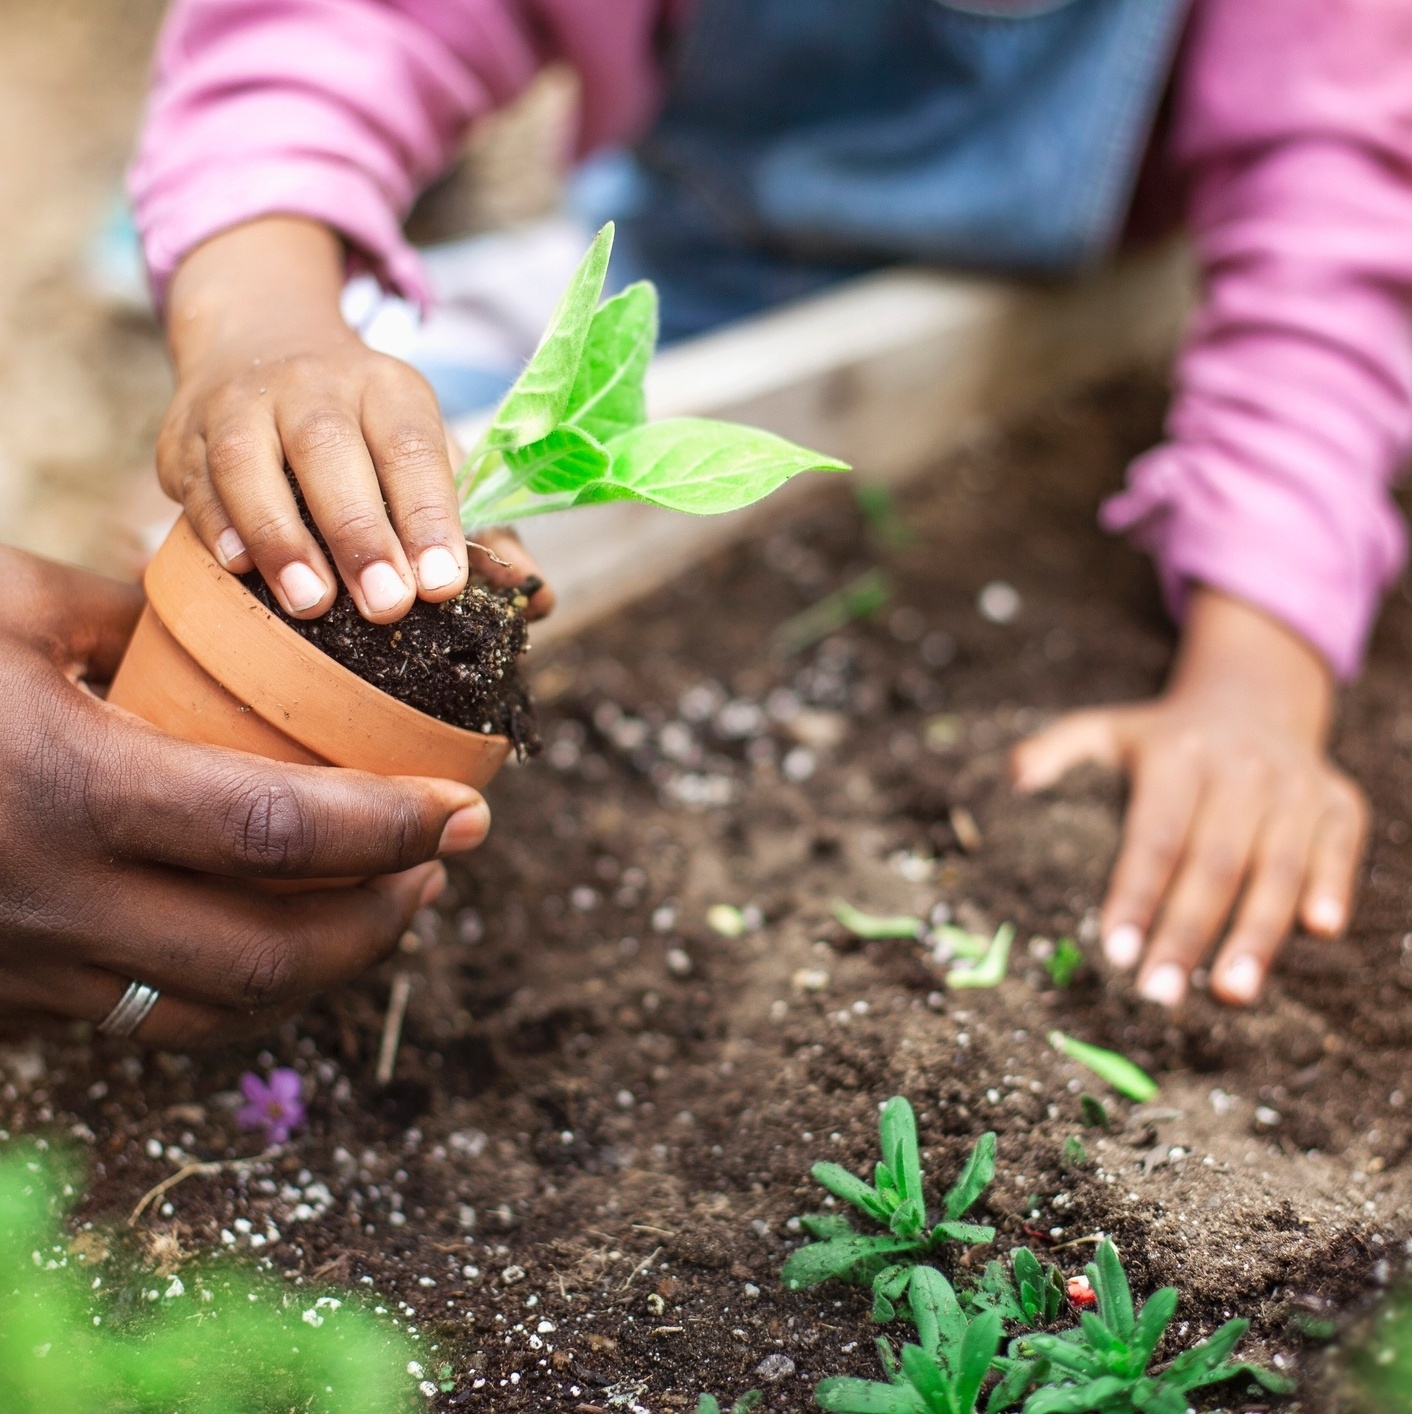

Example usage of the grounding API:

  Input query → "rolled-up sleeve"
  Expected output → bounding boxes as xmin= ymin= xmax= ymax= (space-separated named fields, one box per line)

xmin=1102 ymin=0 xmax=1412 ymax=680
xmin=129 ymin=0 xmax=665 ymax=310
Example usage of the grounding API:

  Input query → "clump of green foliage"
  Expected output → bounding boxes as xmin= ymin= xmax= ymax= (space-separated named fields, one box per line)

xmin=964 ymin=1248 xmax=1067 ymax=1329
xmin=783 ymin=1097 xmax=996 ymax=1321
xmin=1346 ymin=1287 xmax=1412 ymax=1412
xmin=457 ymin=223 xmax=847 ymax=530
xmin=816 ymin=1266 xmax=1003 ymax=1414
xmin=0 ymin=1141 xmax=417 ymax=1413
xmin=696 ymin=1393 xmax=763 ymax=1414
xmin=1044 ymin=939 xmax=1084 ymax=989
xmin=996 ymin=1239 xmax=1295 ymax=1412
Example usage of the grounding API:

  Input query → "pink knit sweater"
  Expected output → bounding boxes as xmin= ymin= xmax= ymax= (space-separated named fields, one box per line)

xmin=130 ymin=0 xmax=1412 ymax=680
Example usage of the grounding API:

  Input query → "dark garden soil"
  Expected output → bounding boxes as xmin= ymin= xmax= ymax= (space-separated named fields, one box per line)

xmin=241 ymin=488 xmax=541 ymax=747
xmin=5 ymin=374 xmax=1412 ymax=1411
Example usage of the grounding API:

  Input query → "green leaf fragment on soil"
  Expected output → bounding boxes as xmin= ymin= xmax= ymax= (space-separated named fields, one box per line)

xmin=771 ymin=569 xmax=893 ymax=657
xmin=831 ymin=899 xmax=925 ymax=940
xmin=947 ymin=923 xmax=1015 ymax=989
xmin=1049 ymin=1031 xmax=1160 ymax=1103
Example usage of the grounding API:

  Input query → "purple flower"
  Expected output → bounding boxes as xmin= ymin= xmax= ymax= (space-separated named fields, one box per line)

xmin=235 ymin=1068 xmax=306 ymax=1144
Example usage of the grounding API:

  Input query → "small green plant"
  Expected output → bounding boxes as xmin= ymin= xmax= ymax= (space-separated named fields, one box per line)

xmin=457 ymin=223 xmax=847 ymax=530
xmin=1048 ymin=1033 xmax=1159 ymax=1104
xmin=772 ymin=569 xmax=894 ymax=656
xmin=1078 ymin=1095 xmax=1110 ymax=1131
xmin=948 ymin=924 xmax=1015 ymax=991
xmin=964 ymin=1248 xmax=1067 ymax=1328
xmin=783 ymin=1098 xmax=996 ymax=1320
xmin=697 ymin=1392 xmax=763 ymax=1414
xmin=1044 ymin=939 xmax=1084 ymax=989
xmin=0 ymin=1141 xmax=417 ymax=1412
xmin=856 ymin=483 xmax=914 ymax=549
xmin=816 ymin=1266 xmax=1003 ymax=1414
xmin=1061 ymin=1136 xmax=1087 ymax=1168
xmin=1005 ymin=1239 xmax=1294 ymax=1412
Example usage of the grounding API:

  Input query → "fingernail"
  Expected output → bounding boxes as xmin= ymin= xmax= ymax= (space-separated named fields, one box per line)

xmin=418 ymin=545 xmax=462 ymax=593
xmin=215 ymin=528 xmax=248 ymax=567
xmin=1307 ymin=896 xmax=1343 ymax=933
xmin=1139 ymin=963 xmax=1187 ymax=1008
xmin=279 ymin=561 xmax=327 ymax=612
xmin=360 ymin=560 xmax=410 ymax=615
xmin=1104 ymin=924 xmax=1143 ymax=970
xmin=418 ymin=862 xmax=448 ymax=909
xmin=1220 ymin=954 xmax=1263 ymax=1004
xmin=438 ymin=801 xmax=490 ymax=856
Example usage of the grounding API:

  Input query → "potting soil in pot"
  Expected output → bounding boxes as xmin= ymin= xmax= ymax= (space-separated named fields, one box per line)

xmin=240 ymin=490 xmax=541 ymax=752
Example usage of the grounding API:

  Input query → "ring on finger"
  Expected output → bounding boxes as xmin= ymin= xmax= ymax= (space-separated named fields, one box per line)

xmin=97 ymin=981 xmax=161 ymax=1039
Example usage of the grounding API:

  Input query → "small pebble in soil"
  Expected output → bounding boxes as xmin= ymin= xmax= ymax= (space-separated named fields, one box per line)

xmin=755 ymin=1354 xmax=796 ymax=1382
xmin=976 ymin=580 xmax=1022 ymax=623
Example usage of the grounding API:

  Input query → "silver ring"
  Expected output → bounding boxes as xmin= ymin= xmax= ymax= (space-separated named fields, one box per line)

xmin=97 ymin=982 xmax=161 ymax=1039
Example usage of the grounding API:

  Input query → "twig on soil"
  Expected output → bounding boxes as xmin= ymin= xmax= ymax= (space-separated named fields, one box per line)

xmin=128 ymin=1150 xmax=276 ymax=1226
xmin=630 ymin=1223 xmax=676 ymax=1237
xmin=376 ymin=971 xmax=415 ymax=1085
xmin=1049 ymin=1234 xmax=1107 ymax=1252
xmin=617 ymin=1245 xmax=663 ymax=1292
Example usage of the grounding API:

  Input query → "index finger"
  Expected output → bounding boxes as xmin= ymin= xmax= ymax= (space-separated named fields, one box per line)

xmin=88 ymin=697 xmax=490 ymax=878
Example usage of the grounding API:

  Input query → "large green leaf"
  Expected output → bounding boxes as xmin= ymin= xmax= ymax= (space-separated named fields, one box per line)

xmin=909 ymin=1267 xmax=968 ymax=1372
xmin=485 ymin=223 xmax=614 ymax=451
xmin=503 ymin=426 xmax=610 ymax=493
xmin=899 ymin=1345 xmax=950 ymax=1411
xmin=1158 ymin=1317 xmax=1245 ymax=1387
xmin=1128 ymin=1287 xmax=1178 ymax=1374
xmin=564 ymin=281 xmax=656 ymax=442
xmin=781 ymin=1234 xmax=920 ymax=1291
xmin=1088 ymin=1242 xmax=1134 ymax=1342
xmin=572 ymin=418 xmax=849 ymax=515
xmin=931 ymin=1222 xmax=996 ymax=1247
xmin=816 ymin=1377 xmax=928 ymax=1414
xmin=943 ymin=1133 xmax=996 ymax=1223
xmin=813 ymin=1162 xmax=891 ymax=1223
xmin=1021 ymin=1376 xmax=1129 ymax=1414
xmin=881 ymin=1098 xmax=925 ymax=1223
xmin=802 ymin=1212 xmax=858 ymax=1241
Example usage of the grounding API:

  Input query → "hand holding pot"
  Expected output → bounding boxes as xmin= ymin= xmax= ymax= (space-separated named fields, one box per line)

xmin=0 ymin=547 xmax=492 ymax=1047
xmin=159 ymin=216 xmax=553 ymax=624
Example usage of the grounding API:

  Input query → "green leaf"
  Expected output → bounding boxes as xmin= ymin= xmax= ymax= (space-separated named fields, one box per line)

xmin=573 ymin=417 xmax=848 ymax=516
xmin=565 ymin=281 xmax=657 ymax=442
xmin=954 ymin=1310 xmax=1003 ymax=1414
xmin=781 ymin=1234 xmax=921 ymax=1291
xmin=873 ymin=1291 xmax=899 ymax=1325
xmin=1044 ymin=937 xmax=1084 ymax=989
xmin=899 ymin=1345 xmax=951 ymax=1412
xmin=732 ymin=1394 xmax=765 ymax=1414
xmin=771 ymin=570 xmax=893 ymax=657
xmin=813 ymin=1162 xmax=891 ymax=1222
xmin=1021 ymin=1375 xmax=1129 ymax=1413
xmin=932 ymin=926 xmax=990 ymax=962
xmin=486 ymin=223 xmax=614 ymax=451
xmin=944 ymin=1133 xmax=997 ymax=1222
xmin=873 ymin=1264 xmax=913 ymax=1325
xmin=1159 ymin=1316 xmax=1245 ymax=1386
xmin=832 ymin=899 xmax=926 ymax=940
xmin=1129 ymin=1287 xmax=1178 ymax=1373
xmin=1185 ymin=1361 xmax=1295 ymax=1396
xmin=986 ymin=1357 xmax=1045 ymax=1413
xmin=1061 ymin=1136 xmax=1087 ymax=1168
xmin=816 ymin=1377 xmax=927 ymax=1414
xmin=947 ymin=924 xmax=1014 ymax=990
xmin=1012 ymin=1248 xmax=1043 ymax=1293
xmin=931 ymin=1222 xmax=996 ymax=1247
xmin=881 ymin=1098 xmax=924 ymax=1215
xmin=1049 ymin=1032 xmax=1159 ymax=1104
xmin=1077 ymin=1310 xmax=1127 ymax=1360
xmin=1129 ymin=1380 xmax=1187 ymax=1414
xmin=962 ymin=1261 xmax=1023 ymax=1324
xmin=1020 ymin=1335 xmax=1105 ymax=1380
xmin=503 ymin=425 xmax=610 ymax=493
xmin=802 ymin=1212 xmax=858 ymax=1240
xmin=1088 ymin=1241 xmax=1135 ymax=1342
xmin=1078 ymin=1095 xmax=1110 ymax=1131
xmin=909 ymin=1266 xmax=968 ymax=1370
xmin=697 ymin=1399 xmax=722 ymax=1414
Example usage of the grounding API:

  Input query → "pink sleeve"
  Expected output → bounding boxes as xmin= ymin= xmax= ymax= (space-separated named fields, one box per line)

xmin=128 ymin=0 xmax=663 ymax=310
xmin=1101 ymin=0 xmax=1412 ymax=680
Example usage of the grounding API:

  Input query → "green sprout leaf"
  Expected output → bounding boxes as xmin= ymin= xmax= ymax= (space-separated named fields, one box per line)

xmin=1079 ymin=1094 xmax=1111 ymax=1131
xmin=1044 ymin=937 xmax=1084 ymax=989
xmin=1048 ymin=1031 xmax=1160 ymax=1103
xmin=565 ymin=280 xmax=657 ymax=442
xmin=1061 ymin=1136 xmax=1087 ymax=1168
xmin=832 ymin=899 xmax=925 ymax=940
xmin=771 ymin=570 xmax=893 ymax=657
xmin=948 ymin=924 xmax=1015 ymax=990
xmin=943 ymin=1131 xmax=996 ymax=1222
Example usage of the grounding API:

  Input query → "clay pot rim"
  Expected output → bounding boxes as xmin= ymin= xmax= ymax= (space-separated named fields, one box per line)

xmin=143 ymin=516 xmax=512 ymax=778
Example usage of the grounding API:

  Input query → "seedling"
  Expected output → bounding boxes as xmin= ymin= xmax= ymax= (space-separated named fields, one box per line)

xmin=963 ymin=1248 xmax=1067 ymax=1328
xmin=1061 ymin=1136 xmax=1087 ymax=1168
xmin=783 ymin=1097 xmax=996 ymax=1320
xmin=832 ymin=899 xmax=927 ymax=941
xmin=1044 ymin=938 xmax=1084 ymax=989
xmin=697 ymin=1392 xmax=763 ymax=1414
xmin=773 ymin=569 xmax=894 ymax=657
xmin=948 ymin=924 xmax=1014 ymax=991
xmin=457 ymin=223 xmax=847 ymax=530
xmin=815 ymin=1266 xmax=1003 ymax=1414
xmin=856 ymin=483 xmax=914 ymax=550
xmin=1004 ymin=1239 xmax=1294 ymax=1411
xmin=1048 ymin=1032 xmax=1159 ymax=1104
xmin=1078 ymin=1095 xmax=1110 ymax=1131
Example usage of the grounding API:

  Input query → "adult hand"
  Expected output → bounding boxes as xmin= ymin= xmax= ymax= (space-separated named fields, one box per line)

xmin=0 ymin=547 xmax=495 ymax=1046
xmin=159 ymin=216 xmax=553 ymax=624
xmin=1012 ymin=589 xmax=1366 ymax=1008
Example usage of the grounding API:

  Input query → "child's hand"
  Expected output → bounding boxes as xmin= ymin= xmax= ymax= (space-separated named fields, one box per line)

xmin=1012 ymin=589 xmax=1366 ymax=1008
xmin=158 ymin=216 xmax=552 ymax=624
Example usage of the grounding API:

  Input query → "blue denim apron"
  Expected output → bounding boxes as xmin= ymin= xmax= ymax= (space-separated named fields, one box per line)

xmin=588 ymin=0 xmax=1189 ymax=340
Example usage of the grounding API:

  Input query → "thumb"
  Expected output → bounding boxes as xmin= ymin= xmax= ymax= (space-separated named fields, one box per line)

xmin=1011 ymin=707 xmax=1126 ymax=793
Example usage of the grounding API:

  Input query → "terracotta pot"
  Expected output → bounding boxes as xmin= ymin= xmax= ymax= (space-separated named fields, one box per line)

xmin=108 ymin=516 xmax=512 ymax=788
